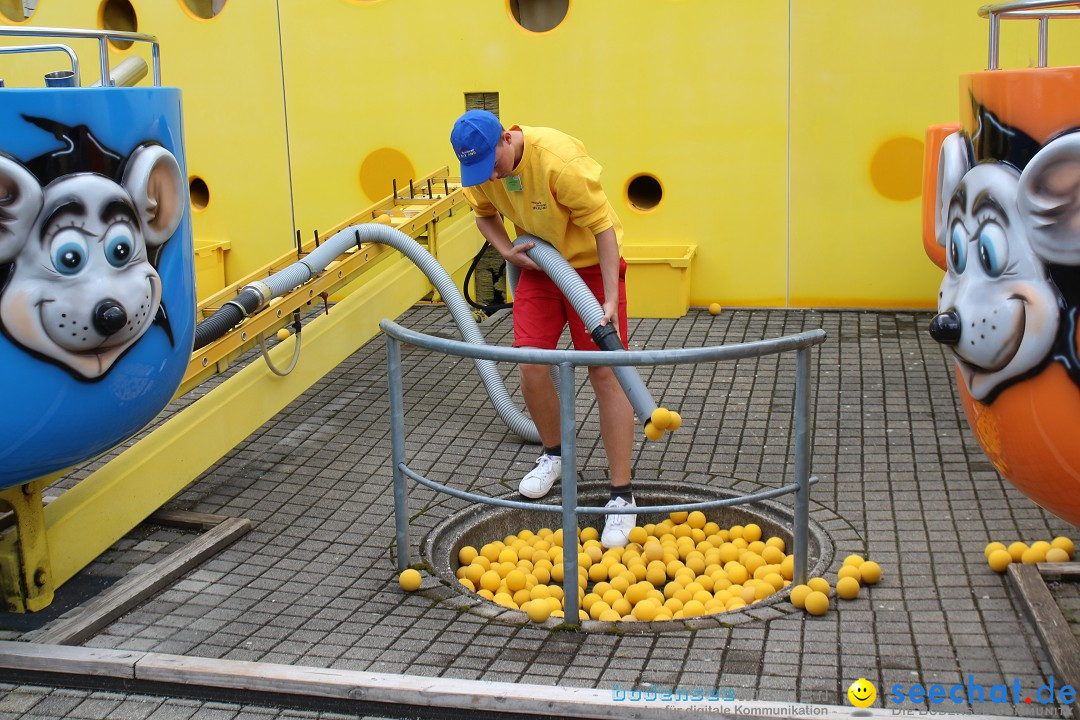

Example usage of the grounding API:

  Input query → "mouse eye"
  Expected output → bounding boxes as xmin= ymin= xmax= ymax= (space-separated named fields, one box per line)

xmin=50 ymin=232 xmax=88 ymax=276
xmin=949 ymin=221 xmax=967 ymax=273
xmin=105 ymin=234 xmax=134 ymax=267
xmin=977 ymin=222 xmax=1008 ymax=277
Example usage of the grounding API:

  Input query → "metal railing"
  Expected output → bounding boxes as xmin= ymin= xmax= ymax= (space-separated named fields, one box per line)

xmin=381 ymin=318 xmax=826 ymax=625
xmin=0 ymin=26 xmax=160 ymax=86
xmin=980 ymin=0 xmax=1080 ymax=69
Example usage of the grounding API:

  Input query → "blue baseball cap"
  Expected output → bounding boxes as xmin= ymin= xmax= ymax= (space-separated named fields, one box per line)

xmin=451 ymin=109 xmax=502 ymax=187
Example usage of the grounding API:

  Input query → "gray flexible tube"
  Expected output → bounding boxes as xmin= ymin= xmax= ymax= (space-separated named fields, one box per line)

xmin=193 ymin=223 xmax=541 ymax=443
xmin=508 ymin=235 xmax=659 ymax=425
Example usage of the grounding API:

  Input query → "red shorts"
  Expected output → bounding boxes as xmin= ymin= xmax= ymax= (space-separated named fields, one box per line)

xmin=513 ymin=259 xmax=629 ymax=351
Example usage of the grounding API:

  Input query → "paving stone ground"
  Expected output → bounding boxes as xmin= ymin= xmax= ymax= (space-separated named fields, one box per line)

xmin=1 ymin=306 xmax=1078 ymax=719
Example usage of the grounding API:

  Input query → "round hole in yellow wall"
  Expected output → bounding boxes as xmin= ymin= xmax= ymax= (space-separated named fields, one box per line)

xmin=100 ymin=0 xmax=137 ymax=51
xmin=179 ymin=0 xmax=227 ymax=20
xmin=507 ymin=0 xmax=569 ymax=33
xmin=359 ymin=148 xmax=416 ymax=205
xmin=626 ymin=173 xmax=664 ymax=213
xmin=869 ymin=136 xmax=924 ymax=202
xmin=0 ymin=2 xmax=33 ymax=22
xmin=189 ymin=176 xmax=210 ymax=211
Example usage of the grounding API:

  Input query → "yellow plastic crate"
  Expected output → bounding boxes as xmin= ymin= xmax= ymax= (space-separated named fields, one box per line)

xmin=194 ymin=239 xmax=231 ymax=302
xmin=624 ymin=244 xmax=697 ymax=318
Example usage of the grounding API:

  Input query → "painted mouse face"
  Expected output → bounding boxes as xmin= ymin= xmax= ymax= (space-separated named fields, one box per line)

xmin=934 ymin=161 xmax=1060 ymax=400
xmin=0 ymin=141 xmax=185 ymax=379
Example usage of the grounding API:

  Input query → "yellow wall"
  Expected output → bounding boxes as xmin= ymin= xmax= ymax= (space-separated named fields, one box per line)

xmin=5 ymin=0 xmax=1079 ymax=309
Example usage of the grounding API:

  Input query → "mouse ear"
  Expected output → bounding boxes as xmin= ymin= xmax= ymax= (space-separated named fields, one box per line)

xmin=122 ymin=144 xmax=186 ymax=247
xmin=1019 ymin=132 xmax=1080 ymax=265
xmin=936 ymin=132 xmax=970 ymax=250
xmin=0 ymin=153 xmax=43 ymax=264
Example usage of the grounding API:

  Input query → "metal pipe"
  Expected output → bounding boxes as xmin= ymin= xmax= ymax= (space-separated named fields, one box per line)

xmin=988 ymin=11 xmax=1000 ymax=69
xmin=558 ymin=360 xmax=579 ymax=624
xmin=0 ymin=44 xmax=80 ymax=85
xmin=399 ymin=463 xmax=817 ymax=514
xmin=793 ymin=347 xmax=811 ymax=586
xmin=380 ymin=319 xmax=826 ymax=367
xmin=979 ymin=0 xmax=1080 ymax=16
xmin=1039 ymin=15 xmax=1049 ymax=66
xmin=388 ymin=334 xmax=410 ymax=572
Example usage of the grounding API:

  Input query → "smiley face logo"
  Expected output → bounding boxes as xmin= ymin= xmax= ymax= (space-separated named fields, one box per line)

xmin=847 ymin=678 xmax=877 ymax=708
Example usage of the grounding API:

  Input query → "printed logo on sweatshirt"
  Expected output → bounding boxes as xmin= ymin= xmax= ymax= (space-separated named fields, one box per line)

xmin=531 ymin=200 xmax=547 ymax=211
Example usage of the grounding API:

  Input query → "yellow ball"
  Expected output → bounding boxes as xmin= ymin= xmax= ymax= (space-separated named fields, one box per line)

xmin=1030 ymin=540 xmax=1052 ymax=556
xmin=526 ymin=600 xmax=551 ymax=623
xmin=688 ymin=511 xmax=707 ymax=530
xmin=670 ymin=511 xmax=689 ymax=525
xmin=988 ymin=549 xmax=1013 ymax=572
xmin=276 ymin=328 xmax=291 ymax=342
xmin=1051 ymin=536 xmax=1075 ymax=558
xmin=1007 ymin=542 xmax=1029 ymax=562
xmin=983 ymin=542 xmax=1007 ymax=559
xmin=644 ymin=422 xmax=665 ymax=441
xmin=399 ymin=568 xmax=422 ymax=592
xmin=804 ymin=590 xmax=829 ymax=616
xmin=458 ymin=546 xmax=479 ymax=566
xmin=742 ymin=524 xmax=762 ymax=543
xmin=708 ymin=302 xmax=722 ymax=315
xmin=836 ymin=576 xmax=860 ymax=600
xmin=650 ymin=407 xmax=672 ymax=430
xmin=1021 ymin=547 xmax=1047 ymax=564
xmin=1046 ymin=547 xmax=1070 ymax=563
xmin=667 ymin=411 xmax=682 ymax=431
xmin=859 ymin=561 xmax=882 ymax=585
xmin=375 ymin=213 xmax=392 ymax=224
xmin=789 ymin=584 xmax=812 ymax=609
xmin=807 ymin=577 xmax=830 ymax=595
xmin=837 ymin=565 xmax=862 ymax=583
xmin=843 ymin=554 xmax=865 ymax=567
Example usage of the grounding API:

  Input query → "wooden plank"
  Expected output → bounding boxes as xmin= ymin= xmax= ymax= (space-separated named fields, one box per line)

xmin=147 ymin=509 xmax=234 ymax=531
xmin=0 ymin=640 xmax=140 ymax=678
xmin=133 ymin=651 xmax=996 ymax=720
xmin=1037 ymin=561 xmax=1080 ymax=578
xmin=34 ymin=517 xmax=251 ymax=646
xmin=0 ymin=642 xmax=1020 ymax=720
xmin=1007 ymin=562 xmax=1080 ymax=719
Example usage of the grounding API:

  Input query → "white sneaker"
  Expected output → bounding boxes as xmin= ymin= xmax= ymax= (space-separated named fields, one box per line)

xmin=519 ymin=454 xmax=562 ymax=498
xmin=601 ymin=496 xmax=637 ymax=548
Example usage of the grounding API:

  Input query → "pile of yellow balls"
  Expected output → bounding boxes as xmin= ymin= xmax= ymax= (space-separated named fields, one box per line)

xmin=447 ymin=511 xmax=799 ymax=623
xmin=985 ymin=536 xmax=1074 ymax=573
xmin=787 ymin=554 xmax=882 ymax=617
xmin=644 ymin=407 xmax=682 ymax=442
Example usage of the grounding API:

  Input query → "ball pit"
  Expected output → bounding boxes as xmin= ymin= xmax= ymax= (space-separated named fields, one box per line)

xmin=422 ymin=481 xmax=833 ymax=629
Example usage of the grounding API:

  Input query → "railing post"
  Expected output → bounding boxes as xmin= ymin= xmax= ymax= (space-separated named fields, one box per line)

xmin=1038 ymin=14 xmax=1049 ymax=66
xmin=387 ymin=334 xmax=410 ymax=571
xmin=988 ymin=11 xmax=1001 ymax=69
xmin=558 ymin=360 xmax=580 ymax=625
xmin=793 ymin=348 xmax=811 ymax=585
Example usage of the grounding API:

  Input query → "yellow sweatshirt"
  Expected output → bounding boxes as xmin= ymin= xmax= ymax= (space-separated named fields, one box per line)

xmin=462 ymin=125 xmax=623 ymax=268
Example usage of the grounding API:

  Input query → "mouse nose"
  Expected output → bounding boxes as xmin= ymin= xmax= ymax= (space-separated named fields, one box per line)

xmin=93 ymin=300 xmax=127 ymax=336
xmin=929 ymin=310 xmax=962 ymax=345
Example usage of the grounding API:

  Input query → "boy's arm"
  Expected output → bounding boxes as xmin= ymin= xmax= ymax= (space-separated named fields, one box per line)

xmin=595 ymin=226 xmax=620 ymax=328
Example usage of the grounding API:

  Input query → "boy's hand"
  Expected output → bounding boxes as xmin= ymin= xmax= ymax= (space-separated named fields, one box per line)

xmin=502 ymin=240 xmax=541 ymax=271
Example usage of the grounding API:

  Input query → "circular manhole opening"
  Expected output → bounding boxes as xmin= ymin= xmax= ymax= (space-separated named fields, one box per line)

xmin=422 ymin=478 xmax=833 ymax=630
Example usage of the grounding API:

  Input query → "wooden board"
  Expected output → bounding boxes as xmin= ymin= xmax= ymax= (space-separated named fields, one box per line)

xmin=34 ymin=517 xmax=251 ymax=646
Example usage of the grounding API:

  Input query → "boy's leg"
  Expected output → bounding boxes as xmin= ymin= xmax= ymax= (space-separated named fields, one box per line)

xmin=514 ymin=268 xmax=567 ymax=498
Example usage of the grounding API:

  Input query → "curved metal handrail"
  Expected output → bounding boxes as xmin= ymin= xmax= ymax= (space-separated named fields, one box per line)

xmin=380 ymin=319 xmax=826 ymax=366
xmin=383 ymin=318 xmax=824 ymax=625
xmin=0 ymin=43 xmax=80 ymax=85
xmin=978 ymin=0 xmax=1080 ymax=69
xmin=0 ymin=26 xmax=160 ymax=86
